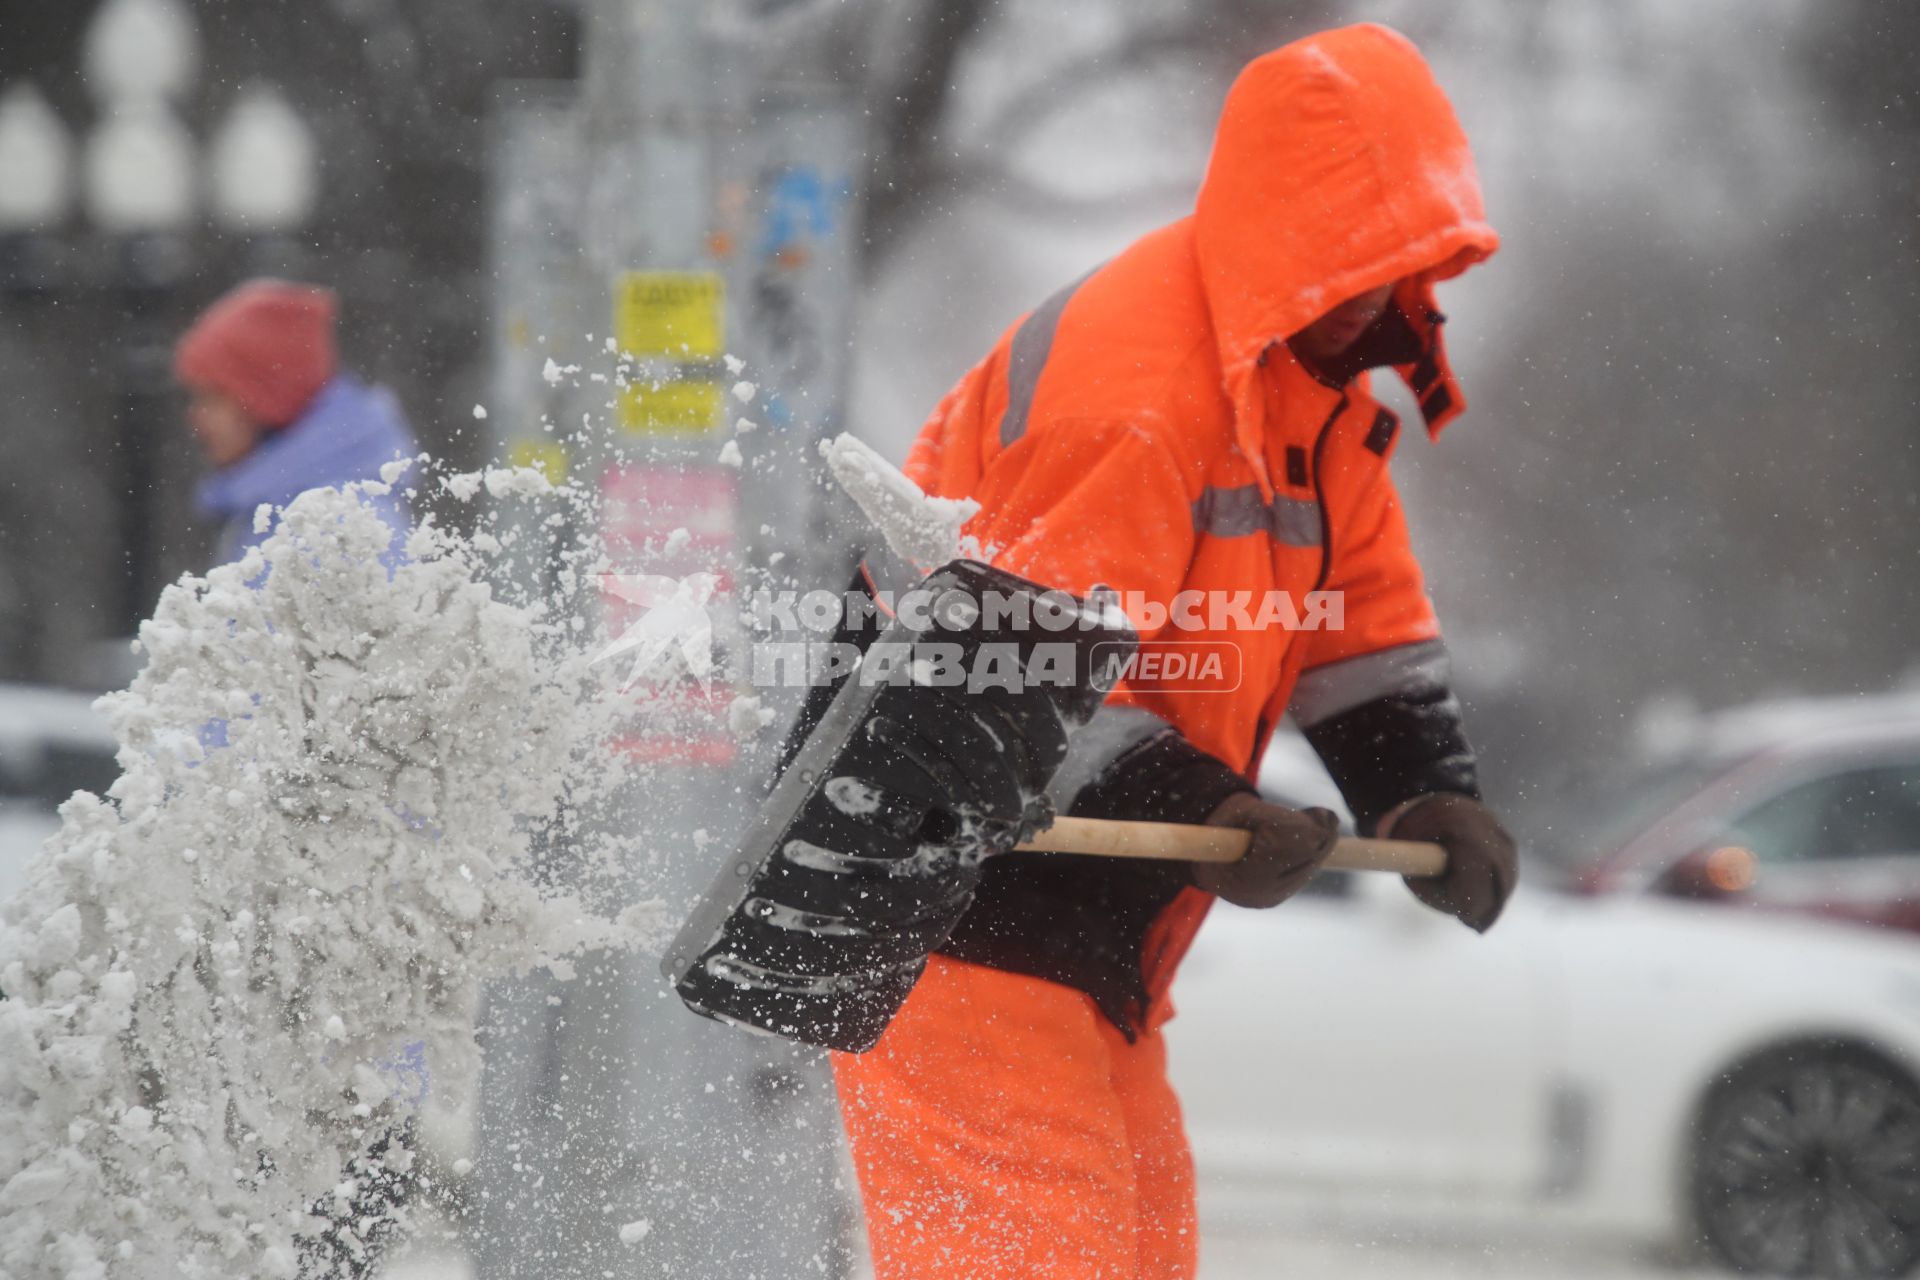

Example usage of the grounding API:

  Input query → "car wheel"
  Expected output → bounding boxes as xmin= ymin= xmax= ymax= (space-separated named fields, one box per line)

xmin=1694 ymin=1043 xmax=1920 ymax=1277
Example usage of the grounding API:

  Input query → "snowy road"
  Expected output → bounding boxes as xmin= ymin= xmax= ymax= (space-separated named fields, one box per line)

xmin=386 ymin=1221 xmax=1722 ymax=1279
xmin=1194 ymin=1221 xmax=1717 ymax=1279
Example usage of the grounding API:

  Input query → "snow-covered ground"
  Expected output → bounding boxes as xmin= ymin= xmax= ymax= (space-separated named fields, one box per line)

xmin=1198 ymin=1221 xmax=1716 ymax=1279
xmin=382 ymin=1166 xmax=1719 ymax=1280
xmin=384 ymin=1217 xmax=1719 ymax=1280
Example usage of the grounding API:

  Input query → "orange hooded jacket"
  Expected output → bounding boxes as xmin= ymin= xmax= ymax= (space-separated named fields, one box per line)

xmin=903 ymin=22 xmax=1499 ymax=999
xmin=836 ymin=29 xmax=1499 ymax=1279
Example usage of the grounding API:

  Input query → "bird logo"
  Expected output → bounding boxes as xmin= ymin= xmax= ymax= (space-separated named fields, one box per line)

xmin=593 ymin=572 xmax=721 ymax=689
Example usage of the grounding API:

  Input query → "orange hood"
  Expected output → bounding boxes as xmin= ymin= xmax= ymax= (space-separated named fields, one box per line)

xmin=1194 ymin=24 xmax=1498 ymax=479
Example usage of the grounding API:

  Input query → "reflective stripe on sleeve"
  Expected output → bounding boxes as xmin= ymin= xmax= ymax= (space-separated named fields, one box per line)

xmin=1191 ymin=484 xmax=1321 ymax=548
xmin=1288 ymin=637 xmax=1452 ymax=728
xmin=998 ymin=270 xmax=1095 ymax=448
xmin=1044 ymin=704 xmax=1177 ymax=813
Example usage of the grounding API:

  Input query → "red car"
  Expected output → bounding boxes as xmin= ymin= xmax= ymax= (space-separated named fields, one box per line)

xmin=1544 ymin=692 xmax=1920 ymax=936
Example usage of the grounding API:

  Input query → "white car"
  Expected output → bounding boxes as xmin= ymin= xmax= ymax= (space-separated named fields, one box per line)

xmin=0 ymin=682 xmax=118 ymax=906
xmin=1173 ymin=742 xmax=1920 ymax=1277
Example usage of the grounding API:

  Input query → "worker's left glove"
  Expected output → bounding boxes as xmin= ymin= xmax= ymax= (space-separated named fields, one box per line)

xmin=1379 ymin=792 xmax=1518 ymax=932
xmin=1197 ymin=793 xmax=1341 ymax=909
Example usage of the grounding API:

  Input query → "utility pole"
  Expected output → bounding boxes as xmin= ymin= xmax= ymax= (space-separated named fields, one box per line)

xmin=472 ymin=3 xmax=867 ymax=1276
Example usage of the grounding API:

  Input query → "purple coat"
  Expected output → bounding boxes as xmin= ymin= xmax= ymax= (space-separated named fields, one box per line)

xmin=195 ymin=374 xmax=417 ymax=571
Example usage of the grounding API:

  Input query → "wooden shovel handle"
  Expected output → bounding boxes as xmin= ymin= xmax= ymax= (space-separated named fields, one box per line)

xmin=1012 ymin=815 xmax=1447 ymax=878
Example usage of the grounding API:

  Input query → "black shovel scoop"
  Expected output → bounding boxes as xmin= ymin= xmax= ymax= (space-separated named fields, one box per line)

xmin=662 ymin=559 xmax=1443 ymax=1053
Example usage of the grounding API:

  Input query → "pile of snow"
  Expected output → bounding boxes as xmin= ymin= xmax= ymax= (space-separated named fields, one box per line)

xmin=819 ymin=433 xmax=981 ymax=570
xmin=0 ymin=476 xmax=664 ymax=1278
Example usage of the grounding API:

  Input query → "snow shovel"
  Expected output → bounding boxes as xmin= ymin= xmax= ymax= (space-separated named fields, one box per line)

xmin=662 ymin=559 xmax=1446 ymax=1053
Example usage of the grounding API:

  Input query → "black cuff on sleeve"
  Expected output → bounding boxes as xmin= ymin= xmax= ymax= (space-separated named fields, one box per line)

xmin=1068 ymin=730 xmax=1255 ymax=827
xmin=1303 ymin=686 xmax=1480 ymax=835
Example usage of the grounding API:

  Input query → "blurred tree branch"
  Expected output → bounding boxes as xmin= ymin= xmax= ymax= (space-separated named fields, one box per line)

xmin=858 ymin=0 xmax=997 ymax=261
xmin=846 ymin=0 xmax=1334 ymax=264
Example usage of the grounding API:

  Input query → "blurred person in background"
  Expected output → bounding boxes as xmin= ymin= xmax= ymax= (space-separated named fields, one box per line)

xmin=175 ymin=278 xmax=415 ymax=570
xmin=833 ymin=23 xmax=1519 ymax=1280
xmin=173 ymin=277 xmax=422 ymax=1278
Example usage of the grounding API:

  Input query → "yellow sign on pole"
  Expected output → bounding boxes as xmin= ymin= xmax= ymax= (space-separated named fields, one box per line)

xmin=507 ymin=439 xmax=571 ymax=481
xmin=614 ymin=271 xmax=725 ymax=358
xmin=618 ymin=380 xmax=724 ymax=433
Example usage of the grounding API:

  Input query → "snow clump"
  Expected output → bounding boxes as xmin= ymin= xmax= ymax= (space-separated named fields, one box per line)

xmin=0 ymin=478 xmax=664 ymax=1278
xmin=820 ymin=433 xmax=981 ymax=570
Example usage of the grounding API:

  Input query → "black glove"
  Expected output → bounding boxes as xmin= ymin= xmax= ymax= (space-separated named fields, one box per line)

xmin=1382 ymin=792 xmax=1518 ymax=932
xmin=1196 ymin=793 xmax=1341 ymax=909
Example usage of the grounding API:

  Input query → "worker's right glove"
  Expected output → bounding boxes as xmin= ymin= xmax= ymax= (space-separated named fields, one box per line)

xmin=1196 ymin=792 xmax=1341 ymax=909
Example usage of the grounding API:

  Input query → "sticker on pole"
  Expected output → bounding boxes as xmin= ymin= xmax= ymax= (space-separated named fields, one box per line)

xmin=615 ymin=270 xmax=725 ymax=358
xmin=618 ymin=380 xmax=723 ymax=433
xmin=598 ymin=463 xmax=741 ymax=764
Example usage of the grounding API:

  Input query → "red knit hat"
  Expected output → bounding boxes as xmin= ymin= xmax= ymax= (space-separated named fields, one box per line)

xmin=173 ymin=279 xmax=339 ymax=428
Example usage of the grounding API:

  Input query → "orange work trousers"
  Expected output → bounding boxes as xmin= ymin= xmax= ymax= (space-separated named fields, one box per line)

xmin=832 ymin=954 xmax=1198 ymax=1279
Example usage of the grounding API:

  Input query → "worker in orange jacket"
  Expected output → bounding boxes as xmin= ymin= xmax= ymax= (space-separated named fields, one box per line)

xmin=832 ymin=22 xmax=1520 ymax=1280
